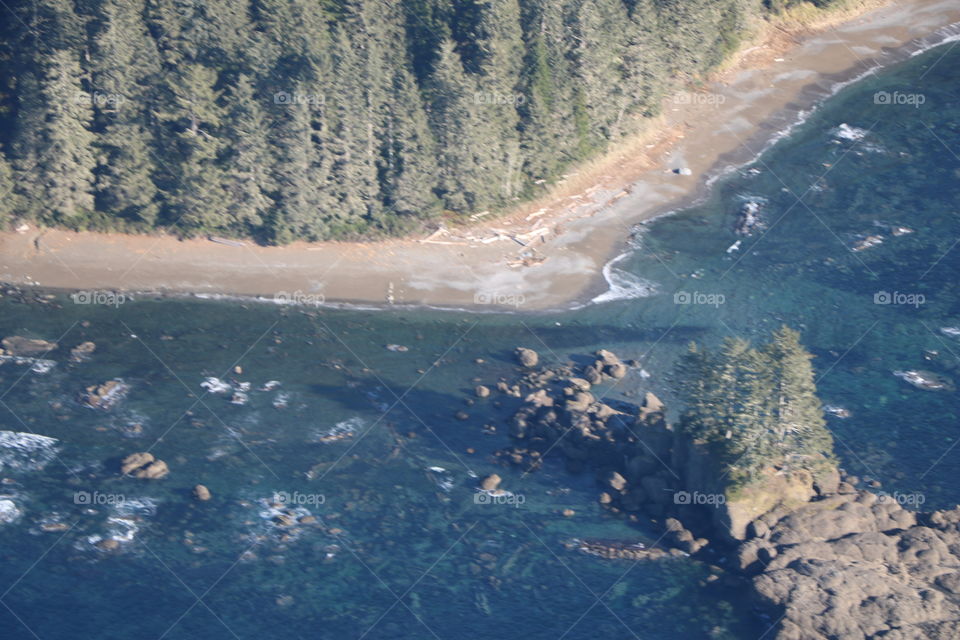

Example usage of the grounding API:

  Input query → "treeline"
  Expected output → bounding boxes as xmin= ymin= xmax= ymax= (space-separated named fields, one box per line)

xmin=677 ymin=327 xmax=836 ymax=487
xmin=0 ymin=0 xmax=844 ymax=243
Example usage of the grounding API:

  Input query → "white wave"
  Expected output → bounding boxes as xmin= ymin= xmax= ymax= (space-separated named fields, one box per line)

xmin=427 ymin=466 xmax=455 ymax=493
xmin=0 ymin=355 xmax=56 ymax=374
xmin=832 ymin=123 xmax=869 ymax=142
xmin=941 ymin=327 xmax=960 ymax=338
xmin=310 ymin=417 xmax=363 ymax=443
xmin=591 ymin=252 xmax=659 ymax=304
xmin=0 ymin=498 xmax=22 ymax=524
xmin=0 ymin=431 xmax=59 ymax=471
xmin=201 ymin=377 xmax=232 ymax=394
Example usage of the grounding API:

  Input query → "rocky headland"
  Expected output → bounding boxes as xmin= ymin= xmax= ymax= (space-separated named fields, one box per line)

xmin=477 ymin=345 xmax=960 ymax=639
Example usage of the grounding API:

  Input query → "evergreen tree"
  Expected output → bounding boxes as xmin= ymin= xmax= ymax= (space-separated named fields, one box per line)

xmin=381 ymin=67 xmax=440 ymax=225
xmin=678 ymin=327 xmax=835 ymax=485
xmin=89 ymin=0 xmax=163 ymax=226
xmin=11 ymin=50 xmax=97 ymax=224
xmin=0 ymin=153 xmax=20 ymax=225
xmin=219 ymin=75 xmax=273 ymax=234
xmin=762 ymin=326 xmax=835 ymax=471
xmin=428 ymin=39 xmax=498 ymax=213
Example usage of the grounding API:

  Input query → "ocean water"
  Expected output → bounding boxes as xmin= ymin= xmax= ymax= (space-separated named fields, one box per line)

xmin=1 ymin=42 xmax=959 ymax=640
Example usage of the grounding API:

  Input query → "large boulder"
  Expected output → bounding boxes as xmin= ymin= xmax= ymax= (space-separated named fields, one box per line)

xmin=480 ymin=474 xmax=502 ymax=491
xmin=514 ymin=348 xmax=539 ymax=368
xmin=121 ymin=452 xmax=169 ymax=479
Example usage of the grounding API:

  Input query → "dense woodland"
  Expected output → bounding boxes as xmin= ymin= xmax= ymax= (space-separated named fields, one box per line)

xmin=678 ymin=327 xmax=837 ymax=487
xmin=0 ymin=0 xmax=846 ymax=243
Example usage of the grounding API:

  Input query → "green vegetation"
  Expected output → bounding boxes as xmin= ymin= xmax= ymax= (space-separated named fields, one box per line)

xmin=0 ymin=0 xmax=853 ymax=243
xmin=678 ymin=327 xmax=836 ymax=488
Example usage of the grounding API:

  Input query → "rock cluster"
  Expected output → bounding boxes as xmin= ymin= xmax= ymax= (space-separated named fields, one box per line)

xmin=120 ymin=452 xmax=169 ymax=479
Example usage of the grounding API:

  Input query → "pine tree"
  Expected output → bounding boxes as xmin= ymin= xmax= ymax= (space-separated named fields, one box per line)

xmin=89 ymin=0 xmax=162 ymax=226
xmin=12 ymin=50 xmax=97 ymax=224
xmin=427 ymin=39 xmax=498 ymax=213
xmin=219 ymin=75 xmax=273 ymax=234
xmin=0 ymin=154 xmax=21 ymax=225
xmin=160 ymin=62 xmax=230 ymax=233
xmin=381 ymin=67 xmax=440 ymax=225
xmin=678 ymin=328 xmax=835 ymax=484
xmin=268 ymin=85 xmax=335 ymax=243
xmin=762 ymin=326 xmax=835 ymax=471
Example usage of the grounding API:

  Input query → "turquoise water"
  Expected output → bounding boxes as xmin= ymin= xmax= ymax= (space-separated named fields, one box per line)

xmin=1 ymin=42 xmax=959 ymax=639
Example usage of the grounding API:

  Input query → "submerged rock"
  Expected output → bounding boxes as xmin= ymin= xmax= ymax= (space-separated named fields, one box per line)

xmin=1 ymin=336 xmax=57 ymax=356
xmin=893 ymin=370 xmax=954 ymax=392
xmin=69 ymin=341 xmax=96 ymax=362
xmin=82 ymin=379 xmax=130 ymax=410
xmin=735 ymin=200 xmax=764 ymax=236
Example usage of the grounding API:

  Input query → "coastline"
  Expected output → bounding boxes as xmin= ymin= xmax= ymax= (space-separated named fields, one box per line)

xmin=3 ymin=0 xmax=960 ymax=312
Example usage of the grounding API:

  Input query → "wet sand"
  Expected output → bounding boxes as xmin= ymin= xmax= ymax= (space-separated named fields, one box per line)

xmin=2 ymin=0 xmax=959 ymax=311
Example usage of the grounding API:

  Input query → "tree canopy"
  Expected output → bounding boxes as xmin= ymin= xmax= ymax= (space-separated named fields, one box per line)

xmin=677 ymin=327 xmax=836 ymax=487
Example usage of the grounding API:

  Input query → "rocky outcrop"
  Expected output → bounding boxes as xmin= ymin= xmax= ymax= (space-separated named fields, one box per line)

xmin=749 ymin=495 xmax=960 ymax=639
xmin=120 ymin=452 xmax=169 ymax=479
xmin=1 ymin=335 xmax=57 ymax=356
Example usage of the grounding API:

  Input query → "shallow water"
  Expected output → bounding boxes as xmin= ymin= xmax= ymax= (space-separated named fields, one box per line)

xmin=1 ymin=43 xmax=959 ymax=640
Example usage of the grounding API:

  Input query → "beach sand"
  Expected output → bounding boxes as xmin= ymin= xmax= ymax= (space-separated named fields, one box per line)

xmin=2 ymin=0 xmax=959 ymax=311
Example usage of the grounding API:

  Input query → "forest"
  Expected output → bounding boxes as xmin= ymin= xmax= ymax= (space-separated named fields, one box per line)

xmin=0 ymin=0 xmax=847 ymax=243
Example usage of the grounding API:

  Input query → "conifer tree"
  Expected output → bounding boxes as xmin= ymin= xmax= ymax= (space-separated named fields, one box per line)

xmin=90 ymin=0 xmax=162 ymax=226
xmin=678 ymin=328 xmax=835 ymax=485
xmin=12 ymin=50 xmax=97 ymax=224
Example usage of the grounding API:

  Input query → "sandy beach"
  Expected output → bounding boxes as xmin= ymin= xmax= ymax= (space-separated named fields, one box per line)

xmin=2 ymin=0 xmax=959 ymax=311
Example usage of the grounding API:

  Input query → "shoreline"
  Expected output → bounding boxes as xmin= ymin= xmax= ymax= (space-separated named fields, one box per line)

xmin=3 ymin=0 xmax=960 ymax=312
